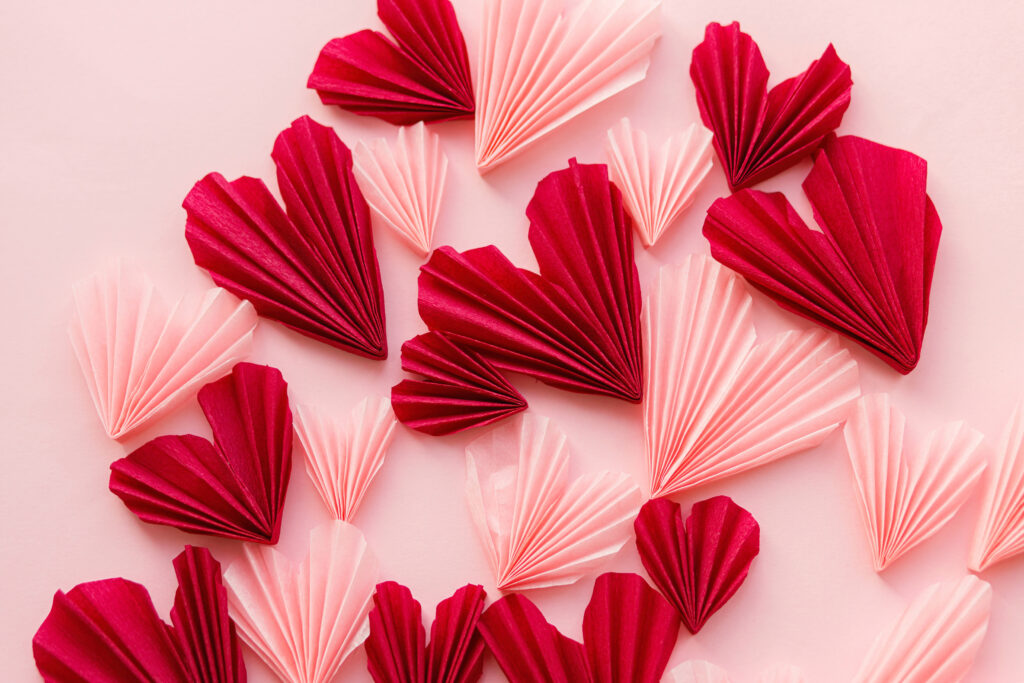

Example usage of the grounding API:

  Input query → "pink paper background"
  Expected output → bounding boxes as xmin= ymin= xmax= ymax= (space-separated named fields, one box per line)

xmin=2 ymin=0 xmax=1022 ymax=679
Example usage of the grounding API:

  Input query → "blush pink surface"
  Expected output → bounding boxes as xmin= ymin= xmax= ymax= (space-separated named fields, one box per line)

xmin=2 ymin=0 xmax=1023 ymax=680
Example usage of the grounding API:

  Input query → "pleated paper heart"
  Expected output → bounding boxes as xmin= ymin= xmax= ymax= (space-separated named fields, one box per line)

xmin=392 ymin=331 xmax=527 ymax=436
xmin=704 ymin=134 xmax=941 ymax=374
xmin=474 ymin=0 xmax=661 ymax=172
xmin=33 ymin=546 xmax=245 ymax=683
xmin=70 ymin=261 xmax=257 ymax=440
xmin=224 ymin=521 xmax=378 ymax=683
xmin=670 ymin=662 xmax=805 ymax=683
xmin=605 ymin=118 xmax=714 ymax=247
xmin=109 ymin=362 xmax=293 ymax=544
xmin=420 ymin=159 xmax=643 ymax=403
xmin=365 ymin=582 xmax=486 ymax=683
xmin=645 ymin=256 xmax=860 ymax=497
xmin=185 ymin=115 xmax=387 ymax=359
xmin=690 ymin=21 xmax=852 ymax=190
xmin=844 ymin=394 xmax=985 ymax=571
xmin=970 ymin=403 xmax=1024 ymax=571
xmin=308 ymin=0 xmax=474 ymax=124
xmin=635 ymin=496 xmax=759 ymax=633
xmin=294 ymin=397 xmax=397 ymax=522
xmin=465 ymin=415 xmax=641 ymax=591
xmin=479 ymin=572 xmax=679 ymax=682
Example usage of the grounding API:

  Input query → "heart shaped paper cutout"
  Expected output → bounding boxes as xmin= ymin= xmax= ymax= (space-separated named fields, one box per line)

xmin=970 ymin=403 xmax=1024 ymax=572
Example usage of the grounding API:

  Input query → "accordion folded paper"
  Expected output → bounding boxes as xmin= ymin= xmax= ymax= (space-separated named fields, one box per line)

xmin=185 ymin=115 xmax=387 ymax=359
xmin=420 ymin=159 xmax=643 ymax=402
xmin=670 ymin=662 xmax=804 ymax=683
xmin=465 ymin=415 xmax=641 ymax=591
xmin=365 ymin=582 xmax=486 ymax=683
xmin=475 ymin=0 xmax=661 ymax=172
xmin=690 ymin=21 xmax=852 ymax=190
xmin=479 ymin=572 xmax=679 ymax=682
xmin=295 ymin=397 xmax=396 ymax=522
xmin=33 ymin=546 xmax=244 ymax=683
xmin=70 ymin=261 xmax=257 ymax=440
xmin=308 ymin=0 xmax=474 ymax=124
xmin=645 ymin=256 xmax=860 ymax=497
xmin=392 ymin=331 xmax=527 ymax=435
xmin=704 ymin=134 xmax=941 ymax=374
xmin=605 ymin=118 xmax=713 ymax=247
xmin=224 ymin=521 xmax=378 ymax=683
xmin=110 ymin=362 xmax=292 ymax=544
xmin=844 ymin=395 xmax=985 ymax=571
xmin=970 ymin=403 xmax=1024 ymax=571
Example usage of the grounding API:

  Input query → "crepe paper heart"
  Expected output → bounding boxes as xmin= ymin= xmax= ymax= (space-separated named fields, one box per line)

xmin=294 ymin=397 xmax=397 ymax=522
xmin=474 ymin=0 xmax=661 ymax=172
xmin=970 ymin=403 xmax=1024 ymax=571
xmin=70 ymin=261 xmax=257 ymax=440
xmin=690 ymin=21 xmax=852 ymax=191
xmin=479 ymin=572 xmax=679 ymax=682
xmin=224 ymin=521 xmax=378 ymax=683
xmin=392 ymin=331 xmax=527 ymax=436
xmin=465 ymin=415 xmax=641 ymax=591
xmin=844 ymin=394 xmax=986 ymax=571
xmin=670 ymin=662 xmax=805 ymax=683
xmin=33 ymin=545 xmax=245 ymax=683
xmin=852 ymin=575 xmax=992 ymax=683
xmin=110 ymin=362 xmax=293 ymax=544
xmin=605 ymin=118 xmax=714 ymax=248
xmin=645 ymin=255 xmax=860 ymax=497
xmin=420 ymin=159 xmax=644 ymax=403
xmin=365 ymin=582 xmax=486 ymax=683
xmin=307 ymin=0 xmax=473 ymax=125
xmin=184 ymin=115 xmax=387 ymax=359
xmin=704 ymin=134 xmax=942 ymax=375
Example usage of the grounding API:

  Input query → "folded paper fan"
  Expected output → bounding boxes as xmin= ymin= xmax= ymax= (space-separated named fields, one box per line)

xmin=391 ymin=331 xmax=527 ymax=436
xmin=669 ymin=661 xmax=730 ymax=683
xmin=33 ymin=546 xmax=245 ymax=683
xmin=355 ymin=122 xmax=448 ymax=256
xmin=224 ymin=521 xmax=378 ymax=683
xmin=852 ymin=575 xmax=992 ymax=683
xmin=110 ymin=362 xmax=293 ymax=544
xmin=308 ymin=0 xmax=474 ymax=124
xmin=70 ymin=261 xmax=257 ymax=439
xmin=645 ymin=255 xmax=860 ymax=497
xmin=605 ymin=118 xmax=714 ymax=247
xmin=844 ymin=394 xmax=985 ymax=571
xmin=970 ymin=403 xmax=1024 ymax=571
xmin=474 ymin=0 xmax=661 ymax=172
xmin=295 ymin=397 xmax=396 ymax=522
xmin=185 ymin=115 xmax=387 ymax=359
xmin=465 ymin=415 xmax=641 ymax=591
xmin=690 ymin=21 xmax=852 ymax=190
xmin=704 ymin=134 xmax=941 ymax=374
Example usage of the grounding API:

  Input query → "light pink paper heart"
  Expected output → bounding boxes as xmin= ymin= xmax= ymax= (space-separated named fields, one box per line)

xmin=970 ymin=403 xmax=1024 ymax=572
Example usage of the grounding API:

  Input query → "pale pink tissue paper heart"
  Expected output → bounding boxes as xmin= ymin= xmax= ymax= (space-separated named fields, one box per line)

xmin=970 ymin=402 xmax=1024 ymax=572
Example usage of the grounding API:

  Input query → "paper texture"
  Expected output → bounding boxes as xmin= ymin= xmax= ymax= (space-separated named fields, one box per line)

xmin=970 ymin=403 xmax=1024 ymax=571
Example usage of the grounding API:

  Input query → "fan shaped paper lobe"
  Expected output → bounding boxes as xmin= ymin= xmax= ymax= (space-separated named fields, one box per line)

xmin=970 ymin=403 xmax=1024 ymax=571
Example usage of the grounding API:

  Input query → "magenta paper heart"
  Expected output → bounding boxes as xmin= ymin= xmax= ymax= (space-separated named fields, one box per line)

xmin=690 ymin=21 xmax=852 ymax=190
xmin=308 ymin=0 xmax=474 ymax=125
xmin=110 ymin=362 xmax=292 ymax=544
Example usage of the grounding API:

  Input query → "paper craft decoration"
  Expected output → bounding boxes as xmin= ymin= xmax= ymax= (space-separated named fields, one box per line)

xmin=70 ymin=261 xmax=257 ymax=440
xmin=605 ymin=118 xmax=714 ymax=247
xmin=224 ymin=521 xmax=378 ymax=683
xmin=970 ymin=403 xmax=1024 ymax=571
xmin=294 ymin=397 xmax=396 ymax=521
xmin=645 ymin=255 xmax=860 ymax=497
xmin=184 ymin=115 xmax=387 ymax=359
xmin=634 ymin=496 xmax=759 ymax=633
xmin=355 ymin=123 xmax=448 ymax=256
xmin=474 ymin=0 xmax=661 ymax=172
xmin=852 ymin=575 xmax=992 ymax=683
xmin=391 ymin=331 xmax=527 ymax=435
xmin=110 ymin=362 xmax=293 ymax=544
xmin=420 ymin=159 xmax=644 ymax=402
xmin=465 ymin=415 xmax=641 ymax=591
xmin=670 ymin=662 xmax=805 ymax=683
xmin=479 ymin=572 xmax=679 ymax=682
xmin=307 ymin=0 xmax=474 ymax=124
xmin=704 ymin=134 xmax=941 ymax=374
xmin=844 ymin=394 xmax=985 ymax=571
xmin=690 ymin=21 xmax=852 ymax=190
xmin=33 ymin=546 xmax=245 ymax=683
xmin=365 ymin=582 xmax=486 ymax=683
